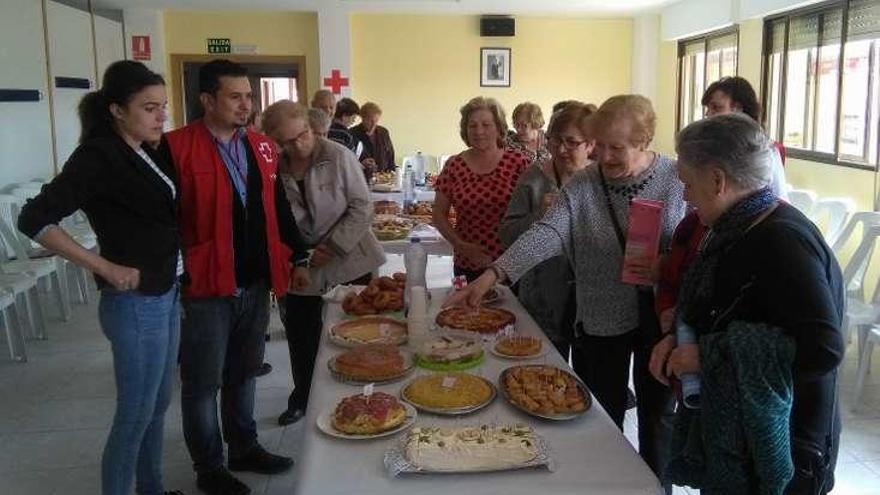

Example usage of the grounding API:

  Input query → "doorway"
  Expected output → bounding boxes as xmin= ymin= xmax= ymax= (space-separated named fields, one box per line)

xmin=169 ymin=54 xmax=307 ymax=127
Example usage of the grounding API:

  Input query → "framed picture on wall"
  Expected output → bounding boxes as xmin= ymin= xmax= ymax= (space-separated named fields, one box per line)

xmin=480 ymin=47 xmax=511 ymax=87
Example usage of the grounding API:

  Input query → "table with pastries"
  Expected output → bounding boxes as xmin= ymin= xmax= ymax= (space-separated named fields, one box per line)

xmin=292 ymin=279 xmax=663 ymax=495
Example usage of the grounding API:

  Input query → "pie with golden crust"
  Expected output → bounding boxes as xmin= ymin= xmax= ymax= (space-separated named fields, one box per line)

xmin=494 ymin=336 xmax=542 ymax=357
xmin=331 ymin=344 xmax=405 ymax=381
xmin=332 ymin=392 xmax=407 ymax=435
xmin=435 ymin=307 xmax=516 ymax=334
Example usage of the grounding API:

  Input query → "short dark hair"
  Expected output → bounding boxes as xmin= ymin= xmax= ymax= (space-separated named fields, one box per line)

xmin=552 ymin=100 xmax=583 ymax=114
xmin=199 ymin=59 xmax=248 ymax=95
xmin=335 ymin=97 xmax=360 ymax=119
xmin=701 ymin=76 xmax=761 ymax=122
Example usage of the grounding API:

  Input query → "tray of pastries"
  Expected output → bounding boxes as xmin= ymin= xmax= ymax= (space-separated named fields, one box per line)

xmin=401 ymin=372 xmax=495 ymax=415
xmin=500 ymin=365 xmax=590 ymax=420
xmin=384 ymin=423 xmax=553 ymax=475
xmin=318 ymin=391 xmax=417 ymax=440
xmin=372 ymin=215 xmax=413 ymax=241
xmin=372 ymin=171 xmax=398 ymax=190
xmin=342 ymin=274 xmax=405 ymax=316
xmin=435 ymin=306 xmax=516 ymax=335
xmin=491 ymin=335 xmax=546 ymax=360
xmin=415 ymin=335 xmax=484 ymax=371
xmin=374 ymin=200 xmax=402 ymax=215
xmin=330 ymin=316 xmax=407 ymax=347
xmin=329 ymin=344 xmax=415 ymax=384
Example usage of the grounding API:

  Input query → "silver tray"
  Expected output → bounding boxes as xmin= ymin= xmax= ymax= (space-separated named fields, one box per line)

xmin=328 ymin=351 xmax=416 ymax=385
xmin=399 ymin=375 xmax=496 ymax=416
xmin=383 ymin=428 xmax=555 ymax=476
xmin=498 ymin=365 xmax=591 ymax=421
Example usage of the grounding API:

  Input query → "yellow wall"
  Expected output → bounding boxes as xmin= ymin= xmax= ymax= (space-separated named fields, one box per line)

xmin=351 ymin=14 xmax=633 ymax=163
xmin=162 ymin=10 xmax=320 ymax=126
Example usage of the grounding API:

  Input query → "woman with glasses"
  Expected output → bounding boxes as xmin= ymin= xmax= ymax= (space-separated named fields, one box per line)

xmin=499 ymin=102 xmax=596 ymax=360
xmin=433 ymin=96 xmax=530 ymax=281
xmin=506 ymin=102 xmax=551 ymax=165
xmin=445 ymin=95 xmax=686 ymax=486
xmin=260 ymin=100 xmax=385 ymax=426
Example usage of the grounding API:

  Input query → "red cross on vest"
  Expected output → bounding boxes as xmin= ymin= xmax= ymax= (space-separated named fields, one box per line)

xmin=323 ymin=69 xmax=350 ymax=95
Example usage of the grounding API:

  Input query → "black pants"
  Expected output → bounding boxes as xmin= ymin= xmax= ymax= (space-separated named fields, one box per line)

xmin=281 ymin=273 xmax=372 ymax=412
xmin=572 ymin=326 xmax=674 ymax=483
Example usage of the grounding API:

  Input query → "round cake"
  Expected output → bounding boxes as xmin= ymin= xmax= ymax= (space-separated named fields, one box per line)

xmin=435 ymin=307 xmax=516 ymax=334
xmin=403 ymin=373 xmax=494 ymax=410
xmin=417 ymin=335 xmax=484 ymax=370
xmin=331 ymin=316 xmax=407 ymax=346
xmin=332 ymin=391 xmax=407 ymax=435
xmin=495 ymin=336 xmax=542 ymax=357
xmin=333 ymin=344 xmax=405 ymax=381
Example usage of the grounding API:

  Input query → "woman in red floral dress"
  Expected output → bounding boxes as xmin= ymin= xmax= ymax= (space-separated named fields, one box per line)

xmin=433 ymin=96 xmax=530 ymax=281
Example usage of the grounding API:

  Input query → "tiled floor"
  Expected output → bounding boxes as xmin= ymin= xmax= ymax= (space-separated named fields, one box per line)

xmin=1 ymin=255 xmax=879 ymax=494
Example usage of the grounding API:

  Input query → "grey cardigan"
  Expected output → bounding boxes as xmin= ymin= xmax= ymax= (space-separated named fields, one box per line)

xmin=280 ymin=137 xmax=385 ymax=295
xmin=498 ymin=164 xmax=576 ymax=347
xmin=495 ymin=154 xmax=686 ymax=337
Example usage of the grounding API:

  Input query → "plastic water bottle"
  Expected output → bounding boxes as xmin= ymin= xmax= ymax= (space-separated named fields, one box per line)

xmin=404 ymin=237 xmax=427 ymax=309
xmin=414 ymin=151 xmax=426 ymax=187
xmin=402 ymin=164 xmax=415 ymax=211
xmin=675 ymin=315 xmax=701 ymax=409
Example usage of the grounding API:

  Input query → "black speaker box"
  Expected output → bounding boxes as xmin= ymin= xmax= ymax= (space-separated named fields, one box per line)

xmin=480 ymin=17 xmax=515 ymax=37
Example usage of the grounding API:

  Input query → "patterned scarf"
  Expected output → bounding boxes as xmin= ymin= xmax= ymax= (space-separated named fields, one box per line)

xmin=678 ymin=187 xmax=777 ymax=334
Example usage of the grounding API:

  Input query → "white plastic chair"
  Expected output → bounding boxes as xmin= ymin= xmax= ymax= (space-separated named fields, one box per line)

xmin=839 ymin=224 xmax=880 ymax=373
xmin=1 ymin=291 xmax=26 ymax=362
xmin=853 ymin=324 xmax=880 ymax=407
xmin=788 ymin=189 xmax=818 ymax=219
xmin=0 ymin=216 xmax=70 ymax=329
xmin=831 ymin=212 xmax=880 ymax=270
xmin=813 ymin=197 xmax=856 ymax=248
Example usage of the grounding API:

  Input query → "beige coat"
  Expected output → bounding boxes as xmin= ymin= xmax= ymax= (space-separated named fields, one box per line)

xmin=280 ymin=137 xmax=385 ymax=295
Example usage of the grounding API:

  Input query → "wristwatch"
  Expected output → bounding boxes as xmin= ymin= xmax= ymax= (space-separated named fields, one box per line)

xmin=294 ymin=257 xmax=310 ymax=268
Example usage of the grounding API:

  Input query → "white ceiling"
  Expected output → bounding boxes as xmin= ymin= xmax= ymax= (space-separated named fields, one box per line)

xmin=93 ymin=0 xmax=682 ymax=15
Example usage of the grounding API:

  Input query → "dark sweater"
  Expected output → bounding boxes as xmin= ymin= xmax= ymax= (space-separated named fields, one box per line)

xmin=703 ymin=202 xmax=843 ymax=464
xmin=18 ymin=134 xmax=180 ymax=295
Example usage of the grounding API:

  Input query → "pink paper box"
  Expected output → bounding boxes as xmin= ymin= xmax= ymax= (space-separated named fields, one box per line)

xmin=621 ymin=198 xmax=665 ymax=286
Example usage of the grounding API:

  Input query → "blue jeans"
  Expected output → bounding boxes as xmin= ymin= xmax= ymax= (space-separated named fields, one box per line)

xmin=99 ymin=284 xmax=180 ymax=495
xmin=179 ymin=282 xmax=269 ymax=474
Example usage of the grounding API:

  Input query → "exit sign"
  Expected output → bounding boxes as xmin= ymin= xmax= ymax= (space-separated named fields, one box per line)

xmin=207 ymin=38 xmax=231 ymax=54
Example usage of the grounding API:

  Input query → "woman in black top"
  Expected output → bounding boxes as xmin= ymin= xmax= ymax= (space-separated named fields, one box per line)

xmin=651 ymin=113 xmax=844 ymax=494
xmin=18 ymin=61 xmax=184 ymax=495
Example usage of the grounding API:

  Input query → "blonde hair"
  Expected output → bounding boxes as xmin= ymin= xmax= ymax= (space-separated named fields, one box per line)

xmin=459 ymin=96 xmax=508 ymax=147
xmin=592 ymin=94 xmax=656 ymax=147
xmin=261 ymin=100 xmax=309 ymax=140
xmin=512 ymin=102 xmax=545 ymax=129
xmin=360 ymin=102 xmax=382 ymax=117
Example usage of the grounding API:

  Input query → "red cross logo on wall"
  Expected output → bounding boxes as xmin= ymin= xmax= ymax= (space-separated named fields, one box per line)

xmin=323 ymin=69 xmax=349 ymax=95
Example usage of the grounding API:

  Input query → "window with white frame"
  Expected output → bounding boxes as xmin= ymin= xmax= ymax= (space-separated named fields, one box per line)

xmin=677 ymin=28 xmax=739 ymax=130
xmin=763 ymin=0 xmax=880 ymax=168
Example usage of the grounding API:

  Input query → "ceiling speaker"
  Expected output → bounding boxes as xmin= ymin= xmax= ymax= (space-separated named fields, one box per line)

xmin=480 ymin=17 xmax=515 ymax=37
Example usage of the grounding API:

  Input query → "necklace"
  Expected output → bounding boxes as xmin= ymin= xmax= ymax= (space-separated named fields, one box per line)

xmin=605 ymin=172 xmax=655 ymax=201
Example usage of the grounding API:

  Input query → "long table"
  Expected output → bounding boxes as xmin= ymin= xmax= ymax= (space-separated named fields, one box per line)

xmin=293 ymin=286 xmax=662 ymax=495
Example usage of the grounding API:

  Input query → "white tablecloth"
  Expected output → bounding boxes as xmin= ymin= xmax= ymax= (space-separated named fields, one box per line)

xmin=293 ymin=286 xmax=662 ymax=495
xmin=371 ymin=188 xmax=436 ymax=203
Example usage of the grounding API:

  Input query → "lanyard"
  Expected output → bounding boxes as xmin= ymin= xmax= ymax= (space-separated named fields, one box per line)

xmin=216 ymin=130 xmax=249 ymax=206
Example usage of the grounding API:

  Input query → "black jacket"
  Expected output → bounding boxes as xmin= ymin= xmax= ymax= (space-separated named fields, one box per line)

xmin=18 ymin=134 xmax=180 ymax=295
xmin=706 ymin=203 xmax=844 ymax=479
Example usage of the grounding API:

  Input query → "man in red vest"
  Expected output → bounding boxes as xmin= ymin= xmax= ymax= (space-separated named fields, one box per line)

xmin=162 ymin=59 xmax=310 ymax=495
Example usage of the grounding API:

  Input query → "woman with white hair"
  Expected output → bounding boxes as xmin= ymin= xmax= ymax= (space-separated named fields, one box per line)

xmin=653 ymin=113 xmax=843 ymax=494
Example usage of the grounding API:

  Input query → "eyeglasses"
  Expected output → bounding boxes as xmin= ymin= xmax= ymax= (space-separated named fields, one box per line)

xmin=549 ymin=135 xmax=587 ymax=150
xmin=282 ymin=128 xmax=312 ymax=147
